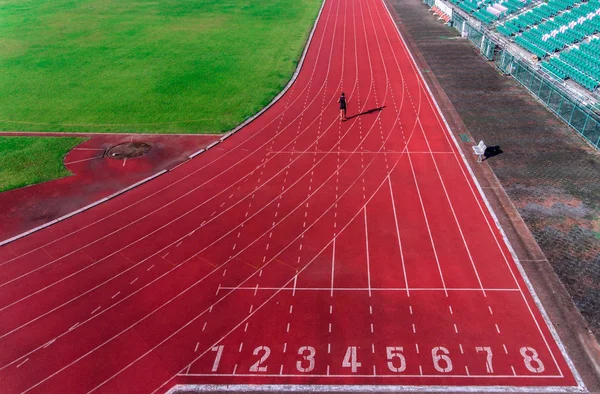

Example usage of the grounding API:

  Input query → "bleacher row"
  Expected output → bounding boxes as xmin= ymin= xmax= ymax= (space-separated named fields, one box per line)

xmin=446 ymin=0 xmax=600 ymax=91
xmin=509 ymin=1 xmax=600 ymax=58
xmin=497 ymin=0 xmax=581 ymax=36
xmin=541 ymin=38 xmax=600 ymax=90
xmin=448 ymin=0 xmax=531 ymax=25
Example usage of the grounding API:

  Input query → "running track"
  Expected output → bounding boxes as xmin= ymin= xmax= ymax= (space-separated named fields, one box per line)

xmin=0 ymin=0 xmax=582 ymax=392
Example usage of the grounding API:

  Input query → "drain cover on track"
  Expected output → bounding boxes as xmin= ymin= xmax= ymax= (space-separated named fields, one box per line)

xmin=106 ymin=142 xmax=151 ymax=159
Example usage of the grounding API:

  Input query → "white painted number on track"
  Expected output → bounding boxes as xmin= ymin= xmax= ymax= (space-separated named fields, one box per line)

xmin=296 ymin=346 xmax=316 ymax=373
xmin=475 ymin=346 xmax=494 ymax=373
xmin=342 ymin=346 xmax=362 ymax=372
xmin=520 ymin=347 xmax=545 ymax=373
xmin=211 ymin=345 xmax=224 ymax=372
xmin=386 ymin=346 xmax=407 ymax=373
xmin=432 ymin=346 xmax=453 ymax=373
xmin=250 ymin=346 xmax=271 ymax=372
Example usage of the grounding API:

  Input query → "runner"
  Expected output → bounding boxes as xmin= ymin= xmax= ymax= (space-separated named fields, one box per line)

xmin=338 ymin=92 xmax=347 ymax=121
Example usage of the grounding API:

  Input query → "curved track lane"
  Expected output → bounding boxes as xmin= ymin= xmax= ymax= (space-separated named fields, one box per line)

xmin=0 ymin=0 xmax=582 ymax=392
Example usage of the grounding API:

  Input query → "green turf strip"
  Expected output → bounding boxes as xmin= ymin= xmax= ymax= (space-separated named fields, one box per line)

xmin=0 ymin=0 xmax=322 ymax=134
xmin=0 ymin=137 xmax=86 ymax=192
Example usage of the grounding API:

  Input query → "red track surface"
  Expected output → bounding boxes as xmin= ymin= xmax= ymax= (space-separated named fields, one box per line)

xmin=0 ymin=0 xmax=581 ymax=392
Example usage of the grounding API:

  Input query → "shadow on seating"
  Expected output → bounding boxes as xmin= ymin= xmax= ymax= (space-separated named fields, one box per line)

xmin=484 ymin=145 xmax=503 ymax=160
xmin=347 ymin=106 xmax=386 ymax=120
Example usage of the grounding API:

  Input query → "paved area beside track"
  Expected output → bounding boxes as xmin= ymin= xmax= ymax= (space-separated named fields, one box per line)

xmin=0 ymin=133 xmax=220 ymax=241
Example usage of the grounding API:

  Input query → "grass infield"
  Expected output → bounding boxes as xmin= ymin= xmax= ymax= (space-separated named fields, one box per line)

xmin=0 ymin=0 xmax=321 ymax=134
xmin=0 ymin=137 xmax=86 ymax=192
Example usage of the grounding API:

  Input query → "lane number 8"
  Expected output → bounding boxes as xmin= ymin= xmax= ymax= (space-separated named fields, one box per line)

xmin=520 ymin=347 xmax=545 ymax=373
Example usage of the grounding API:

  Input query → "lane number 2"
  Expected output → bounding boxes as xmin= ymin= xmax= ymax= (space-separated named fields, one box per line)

xmin=250 ymin=346 xmax=271 ymax=372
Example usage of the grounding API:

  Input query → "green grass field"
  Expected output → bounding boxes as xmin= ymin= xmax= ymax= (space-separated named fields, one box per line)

xmin=0 ymin=137 xmax=86 ymax=192
xmin=0 ymin=0 xmax=321 ymax=134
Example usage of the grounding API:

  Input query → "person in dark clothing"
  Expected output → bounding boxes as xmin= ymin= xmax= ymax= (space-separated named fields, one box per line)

xmin=338 ymin=92 xmax=347 ymax=121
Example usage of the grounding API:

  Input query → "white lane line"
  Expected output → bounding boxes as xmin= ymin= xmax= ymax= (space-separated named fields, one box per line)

xmin=406 ymin=153 xmax=448 ymax=296
xmin=64 ymin=156 xmax=104 ymax=165
xmin=111 ymin=292 xmax=120 ymax=299
xmin=387 ymin=176 xmax=409 ymax=296
xmin=330 ymin=237 xmax=336 ymax=297
xmin=91 ymin=306 xmax=101 ymax=315
xmin=130 ymin=278 xmax=138 ymax=285
xmin=218 ymin=286 xmax=519 ymax=292
xmin=43 ymin=339 xmax=55 ymax=348
xmin=16 ymin=358 xmax=29 ymax=368
xmin=364 ymin=207 xmax=372 ymax=298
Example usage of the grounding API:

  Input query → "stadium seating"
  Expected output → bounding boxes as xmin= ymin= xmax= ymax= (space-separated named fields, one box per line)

xmin=541 ymin=38 xmax=600 ymax=91
xmin=500 ymin=0 xmax=600 ymax=60
xmin=449 ymin=0 xmax=533 ymax=25
xmin=498 ymin=0 xmax=581 ymax=36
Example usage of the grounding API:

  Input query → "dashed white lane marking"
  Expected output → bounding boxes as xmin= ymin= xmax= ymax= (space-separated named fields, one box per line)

xmin=43 ymin=339 xmax=55 ymax=348
xmin=459 ymin=344 xmax=464 ymax=354
xmin=91 ymin=306 xmax=101 ymax=315
xmin=202 ymin=322 xmax=207 ymax=332
xmin=69 ymin=323 xmax=79 ymax=332
xmin=129 ymin=277 xmax=138 ymax=285
xmin=194 ymin=342 xmax=199 ymax=352
xmin=111 ymin=292 xmax=120 ymax=299
xmin=239 ymin=343 xmax=243 ymax=352
xmin=495 ymin=324 xmax=501 ymax=334
xmin=16 ymin=358 xmax=29 ymax=368
xmin=503 ymin=344 xmax=508 ymax=354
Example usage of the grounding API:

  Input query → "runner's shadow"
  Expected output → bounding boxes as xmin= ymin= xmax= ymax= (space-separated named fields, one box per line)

xmin=347 ymin=106 xmax=386 ymax=120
